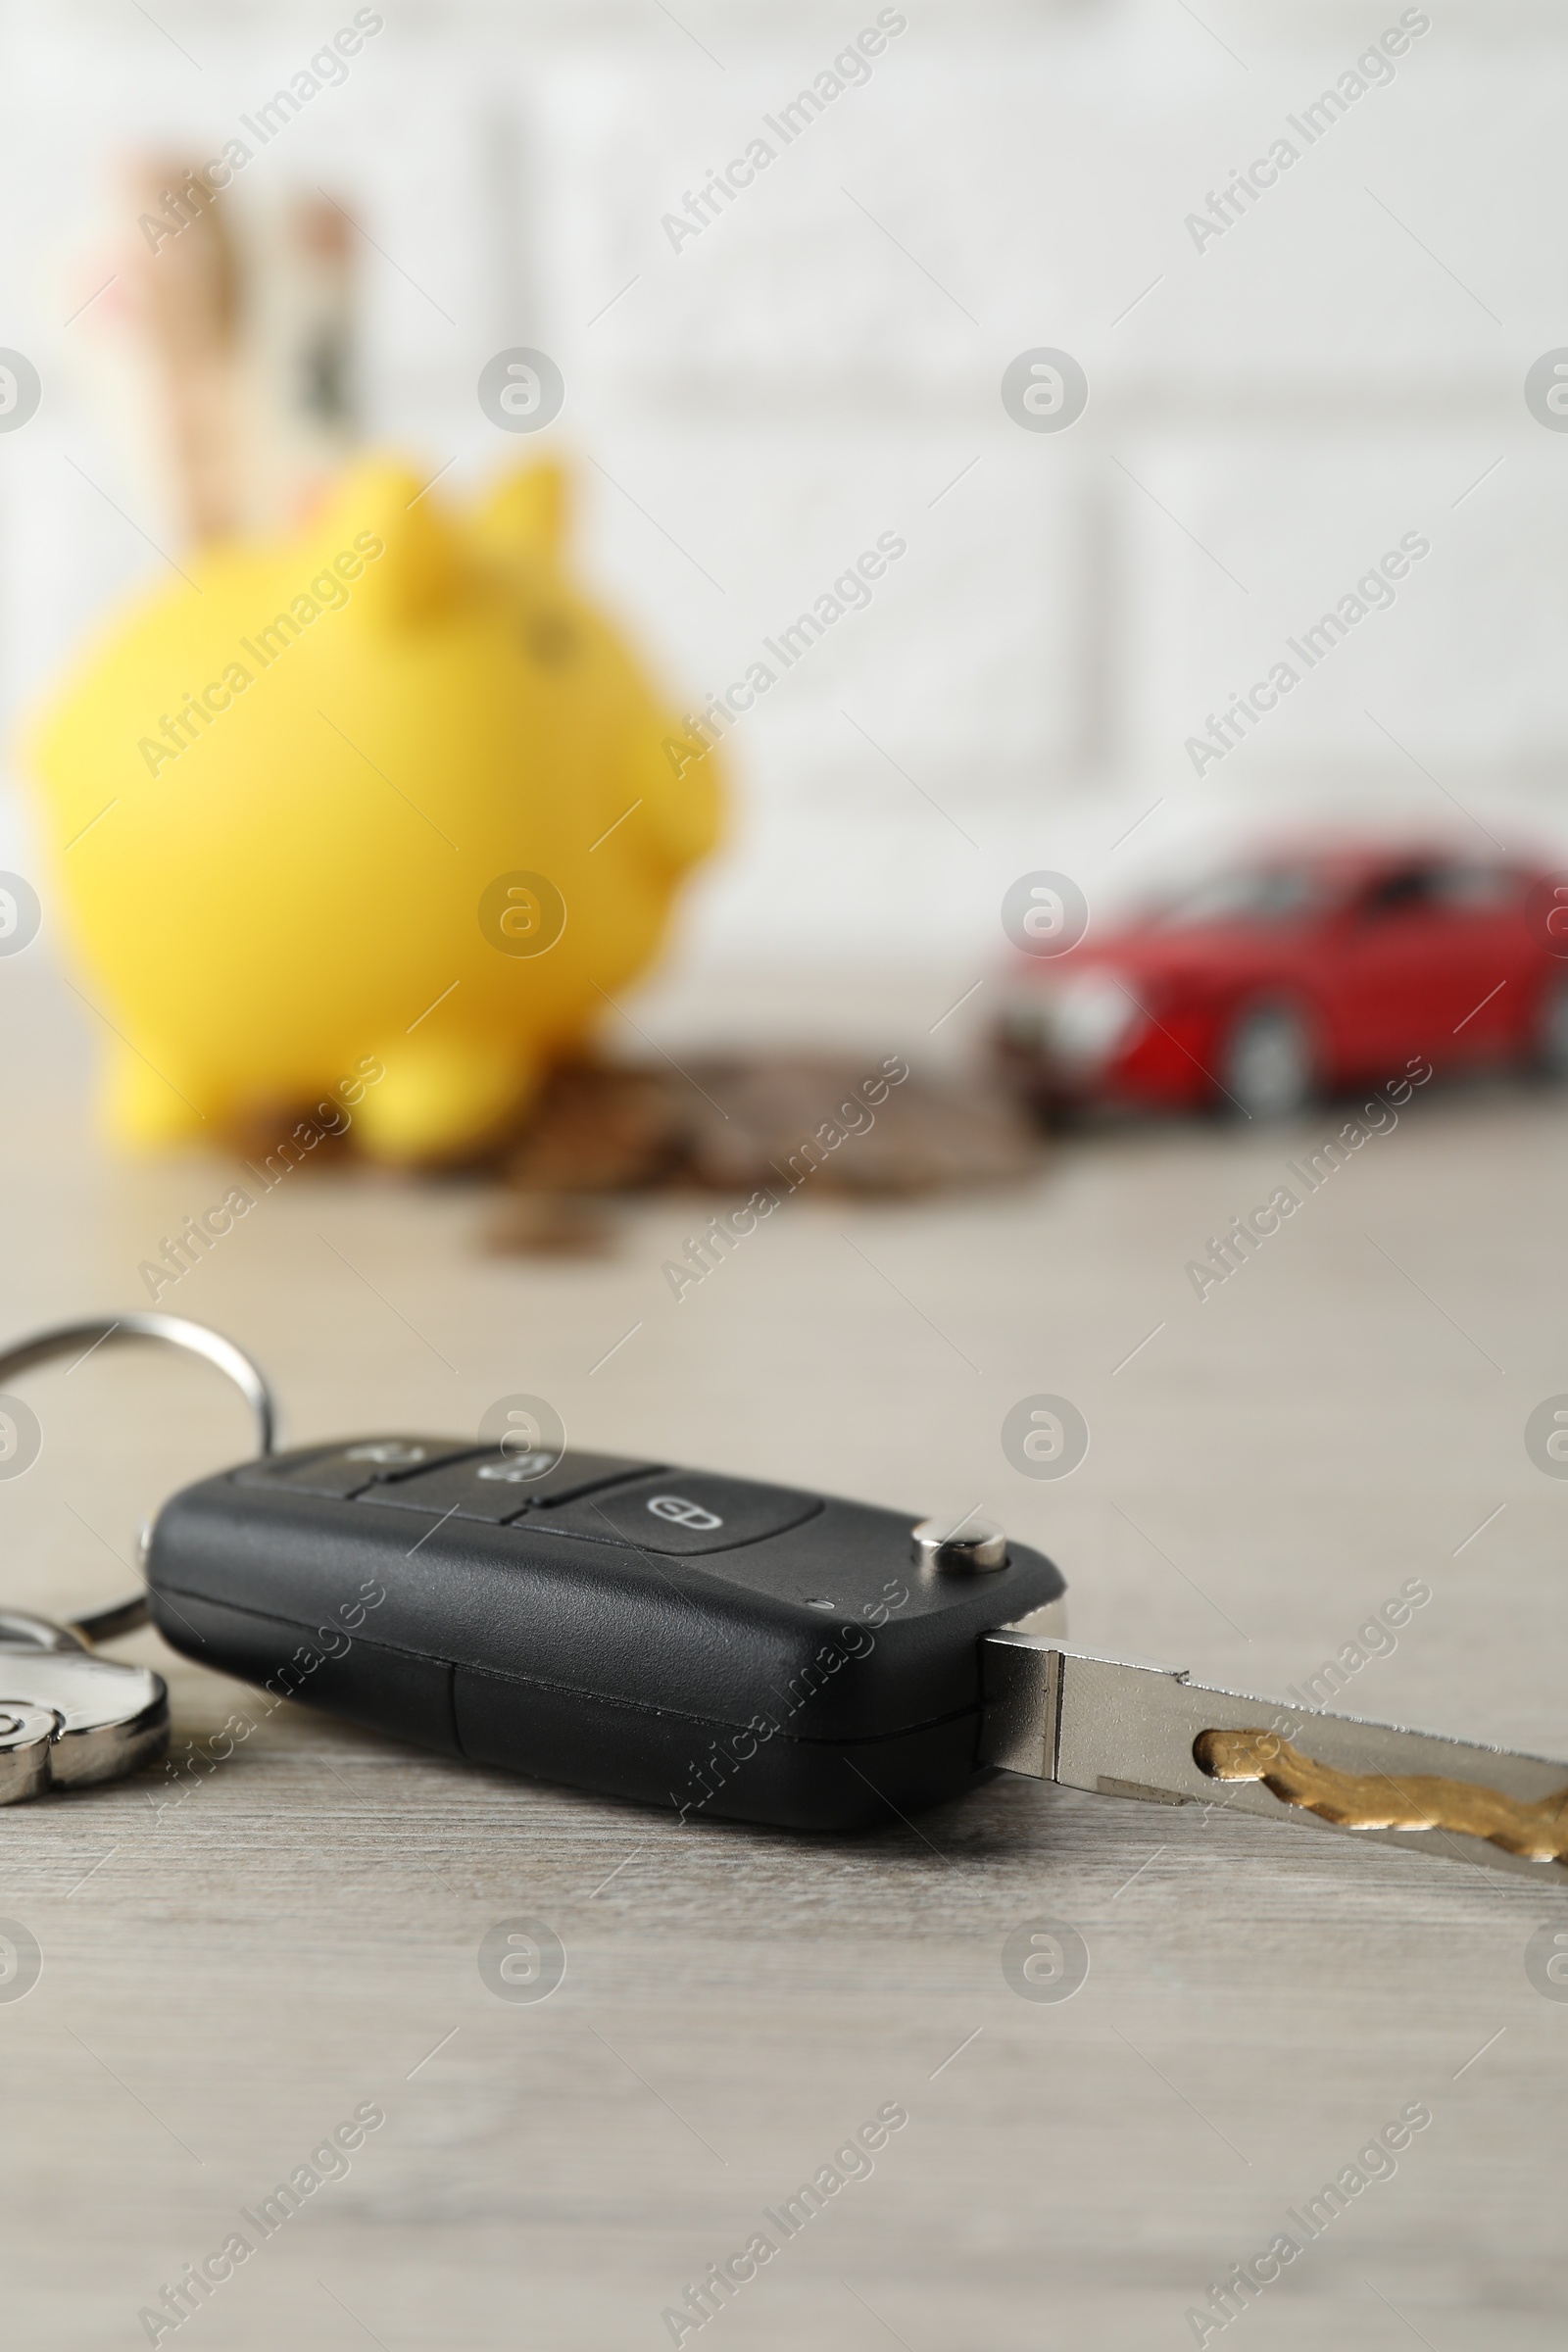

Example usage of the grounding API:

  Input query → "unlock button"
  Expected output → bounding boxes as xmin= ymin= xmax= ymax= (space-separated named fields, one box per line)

xmin=545 ymin=1473 xmax=820 ymax=1556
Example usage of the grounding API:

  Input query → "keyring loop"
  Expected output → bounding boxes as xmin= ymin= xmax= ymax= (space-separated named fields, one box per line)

xmin=0 ymin=1313 xmax=276 ymax=1643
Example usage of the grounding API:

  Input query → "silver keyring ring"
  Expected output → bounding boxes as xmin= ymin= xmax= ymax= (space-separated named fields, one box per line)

xmin=0 ymin=1314 xmax=276 ymax=1643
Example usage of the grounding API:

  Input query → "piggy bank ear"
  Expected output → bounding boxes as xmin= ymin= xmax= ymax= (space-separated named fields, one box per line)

xmin=474 ymin=461 xmax=567 ymax=564
xmin=306 ymin=460 xmax=465 ymax=625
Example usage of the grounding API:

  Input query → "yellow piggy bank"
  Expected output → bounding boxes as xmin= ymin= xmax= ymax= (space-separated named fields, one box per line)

xmin=26 ymin=459 xmax=721 ymax=1161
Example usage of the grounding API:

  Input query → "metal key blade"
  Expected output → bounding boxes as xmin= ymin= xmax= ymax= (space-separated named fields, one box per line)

xmin=978 ymin=1635 xmax=1568 ymax=1883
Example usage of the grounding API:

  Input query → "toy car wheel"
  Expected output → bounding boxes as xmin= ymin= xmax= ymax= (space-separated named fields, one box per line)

xmin=1536 ymin=974 xmax=1568 ymax=1079
xmin=1220 ymin=1002 xmax=1316 ymax=1120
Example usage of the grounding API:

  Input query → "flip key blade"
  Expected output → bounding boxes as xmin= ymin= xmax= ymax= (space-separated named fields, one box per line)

xmin=978 ymin=1635 xmax=1568 ymax=1882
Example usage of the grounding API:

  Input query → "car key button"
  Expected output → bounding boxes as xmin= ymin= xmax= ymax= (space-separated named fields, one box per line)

xmin=546 ymin=1472 xmax=821 ymax=1555
xmin=362 ymin=1448 xmax=654 ymax=1523
xmin=233 ymin=1440 xmax=479 ymax=1498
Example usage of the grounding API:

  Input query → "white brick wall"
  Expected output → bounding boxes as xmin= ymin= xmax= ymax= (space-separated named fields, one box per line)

xmin=2 ymin=0 xmax=1564 ymax=1043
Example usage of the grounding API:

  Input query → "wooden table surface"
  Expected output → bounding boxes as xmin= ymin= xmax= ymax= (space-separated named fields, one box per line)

xmin=2 ymin=993 xmax=1565 ymax=2349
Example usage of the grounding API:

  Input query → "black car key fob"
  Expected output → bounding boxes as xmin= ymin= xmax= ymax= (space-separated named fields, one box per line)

xmin=146 ymin=1440 xmax=1067 ymax=1831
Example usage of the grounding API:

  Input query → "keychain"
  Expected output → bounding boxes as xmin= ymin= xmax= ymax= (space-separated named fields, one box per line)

xmin=0 ymin=1314 xmax=275 ymax=1801
xmin=7 ymin=1312 xmax=1567 ymax=1886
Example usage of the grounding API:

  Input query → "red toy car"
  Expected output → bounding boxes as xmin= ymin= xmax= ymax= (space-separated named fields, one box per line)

xmin=996 ymin=842 xmax=1568 ymax=1119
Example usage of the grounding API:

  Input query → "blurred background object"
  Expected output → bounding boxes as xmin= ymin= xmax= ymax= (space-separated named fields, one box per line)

xmin=996 ymin=836 xmax=1568 ymax=1122
xmin=260 ymin=191 xmax=359 ymax=517
xmin=90 ymin=162 xmax=360 ymax=545
xmin=124 ymin=157 xmax=244 ymax=543
xmin=27 ymin=449 xmax=722 ymax=1162
xmin=486 ymin=1053 xmax=1040 ymax=1253
xmin=6 ymin=0 xmax=1568 ymax=1165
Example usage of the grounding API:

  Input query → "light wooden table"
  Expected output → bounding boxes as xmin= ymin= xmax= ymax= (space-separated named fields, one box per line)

xmin=2 ymin=979 xmax=1565 ymax=2349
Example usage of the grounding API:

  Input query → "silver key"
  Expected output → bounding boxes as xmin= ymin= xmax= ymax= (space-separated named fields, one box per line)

xmin=980 ymin=1635 xmax=1568 ymax=1882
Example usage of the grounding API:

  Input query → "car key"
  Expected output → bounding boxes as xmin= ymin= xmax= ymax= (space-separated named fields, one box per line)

xmin=4 ymin=1314 xmax=1566 ymax=1885
xmin=144 ymin=1437 xmax=1070 ymax=1834
xmin=143 ymin=1424 xmax=1568 ymax=1880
